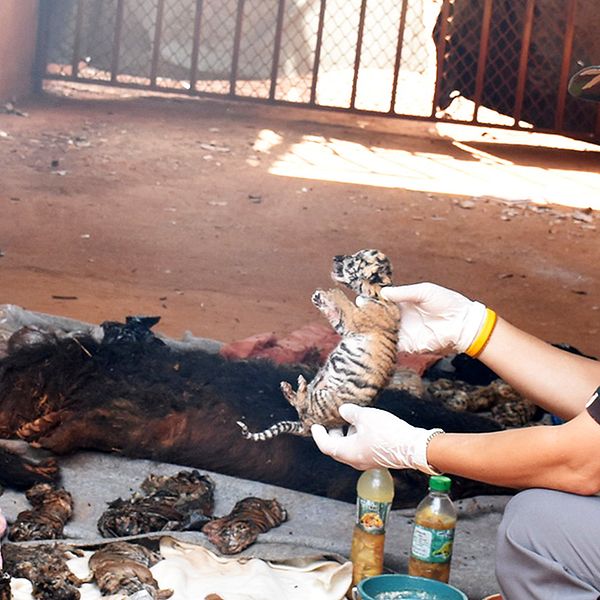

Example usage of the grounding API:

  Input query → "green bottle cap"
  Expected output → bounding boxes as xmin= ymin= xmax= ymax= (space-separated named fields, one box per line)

xmin=429 ymin=475 xmax=452 ymax=492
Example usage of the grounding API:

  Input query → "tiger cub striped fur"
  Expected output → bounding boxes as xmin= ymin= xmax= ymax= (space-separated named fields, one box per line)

xmin=237 ymin=249 xmax=400 ymax=441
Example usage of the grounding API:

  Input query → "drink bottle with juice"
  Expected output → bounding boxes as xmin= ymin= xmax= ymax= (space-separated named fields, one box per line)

xmin=408 ymin=475 xmax=457 ymax=583
xmin=349 ymin=467 xmax=395 ymax=591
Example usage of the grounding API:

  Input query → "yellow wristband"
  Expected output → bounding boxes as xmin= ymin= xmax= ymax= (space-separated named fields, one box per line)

xmin=465 ymin=308 xmax=497 ymax=357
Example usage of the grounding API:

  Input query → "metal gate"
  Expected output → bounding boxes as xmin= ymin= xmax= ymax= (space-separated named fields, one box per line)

xmin=35 ymin=0 xmax=600 ymax=141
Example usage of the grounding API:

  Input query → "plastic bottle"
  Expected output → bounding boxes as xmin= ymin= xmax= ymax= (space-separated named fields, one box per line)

xmin=349 ymin=467 xmax=395 ymax=589
xmin=408 ymin=475 xmax=457 ymax=583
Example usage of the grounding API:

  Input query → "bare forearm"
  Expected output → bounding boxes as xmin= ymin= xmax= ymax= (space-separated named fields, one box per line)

xmin=477 ymin=318 xmax=600 ymax=418
xmin=427 ymin=413 xmax=600 ymax=494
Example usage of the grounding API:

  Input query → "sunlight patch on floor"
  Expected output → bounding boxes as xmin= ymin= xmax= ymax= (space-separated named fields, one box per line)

xmin=268 ymin=131 xmax=600 ymax=211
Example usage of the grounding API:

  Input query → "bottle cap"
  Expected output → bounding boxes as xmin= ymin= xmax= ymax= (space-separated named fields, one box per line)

xmin=429 ymin=475 xmax=452 ymax=492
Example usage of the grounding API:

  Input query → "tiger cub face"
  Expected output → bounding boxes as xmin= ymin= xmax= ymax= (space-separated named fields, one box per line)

xmin=331 ymin=249 xmax=393 ymax=297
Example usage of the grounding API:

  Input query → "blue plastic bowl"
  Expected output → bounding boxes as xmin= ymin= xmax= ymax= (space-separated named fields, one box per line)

xmin=357 ymin=574 xmax=468 ymax=600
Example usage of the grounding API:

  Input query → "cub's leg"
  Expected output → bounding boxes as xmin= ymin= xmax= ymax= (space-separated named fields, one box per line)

xmin=280 ymin=374 xmax=309 ymax=413
xmin=311 ymin=289 xmax=358 ymax=335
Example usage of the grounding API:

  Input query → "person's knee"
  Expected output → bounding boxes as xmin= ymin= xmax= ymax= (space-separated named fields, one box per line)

xmin=495 ymin=489 xmax=554 ymax=579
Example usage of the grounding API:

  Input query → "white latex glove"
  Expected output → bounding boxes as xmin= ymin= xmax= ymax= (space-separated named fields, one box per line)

xmin=379 ymin=282 xmax=488 ymax=354
xmin=311 ymin=404 xmax=443 ymax=475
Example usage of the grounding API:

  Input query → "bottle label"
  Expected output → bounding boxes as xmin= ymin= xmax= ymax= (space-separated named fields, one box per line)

xmin=356 ymin=497 xmax=391 ymax=534
xmin=410 ymin=525 xmax=455 ymax=563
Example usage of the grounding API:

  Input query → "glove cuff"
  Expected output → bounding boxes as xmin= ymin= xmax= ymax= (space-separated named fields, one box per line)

xmin=412 ymin=428 xmax=445 ymax=475
xmin=455 ymin=301 xmax=488 ymax=354
xmin=465 ymin=307 xmax=497 ymax=357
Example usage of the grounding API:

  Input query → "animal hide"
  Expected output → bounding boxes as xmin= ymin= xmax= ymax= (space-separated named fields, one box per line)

xmin=0 ymin=319 xmax=509 ymax=508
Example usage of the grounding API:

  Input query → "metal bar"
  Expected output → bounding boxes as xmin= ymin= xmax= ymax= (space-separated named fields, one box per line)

xmin=189 ymin=0 xmax=204 ymax=92
xmin=269 ymin=0 xmax=286 ymax=100
xmin=71 ymin=0 xmax=85 ymax=79
xmin=230 ymin=0 xmax=246 ymax=96
xmin=472 ymin=0 xmax=493 ymax=122
xmin=431 ymin=0 xmax=452 ymax=117
xmin=389 ymin=0 xmax=409 ymax=114
xmin=150 ymin=0 xmax=166 ymax=85
xmin=512 ymin=0 xmax=535 ymax=124
xmin=350 ymin=0 xmax=368 ymax=110
xmin=555 ymin=0 xmax=577 ymax=131
xmin=39 ymin=71 xmax=599 ymax=143
xmin=111 ymin=0 xmax=125 ymax=83
xmin=33 ymin=0 xmax=53 ymax=93
xmin=310 ymin=0 xmax=327 ymax=105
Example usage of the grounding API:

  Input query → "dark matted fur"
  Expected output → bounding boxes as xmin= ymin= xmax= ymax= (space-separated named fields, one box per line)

xmin=0 ymin=322 xmax=508 ymax=508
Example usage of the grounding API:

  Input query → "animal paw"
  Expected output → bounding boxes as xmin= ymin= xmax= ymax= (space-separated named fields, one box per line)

xmin=297 ymin=375 xmax=308 ymax=394
xmin=311 ymin=289 xmax=327 ymax=308
xmin=280 ymin=381 xmax=296 ymax=403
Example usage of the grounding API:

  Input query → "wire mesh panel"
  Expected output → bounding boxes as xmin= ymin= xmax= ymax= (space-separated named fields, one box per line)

xmin=434 ymin=0 xmax=600 ymax=134
xmin=39 ymin=0 xmax=599 ymax=140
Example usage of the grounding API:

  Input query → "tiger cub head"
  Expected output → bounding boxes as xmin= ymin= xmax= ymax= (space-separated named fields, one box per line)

xmin=331 ymin=249 xmax=393 ymax=297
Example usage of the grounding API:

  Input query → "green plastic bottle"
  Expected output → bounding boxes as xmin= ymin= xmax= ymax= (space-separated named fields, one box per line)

xmin=349 ymin=468 xmax=395 ymax=589
xmin=408 ymin=475 xmax=457 ymax=583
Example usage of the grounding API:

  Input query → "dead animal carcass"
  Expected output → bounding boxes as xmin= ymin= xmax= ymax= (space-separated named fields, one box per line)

xmin=0 ymin=318 xmax=509 ymax=508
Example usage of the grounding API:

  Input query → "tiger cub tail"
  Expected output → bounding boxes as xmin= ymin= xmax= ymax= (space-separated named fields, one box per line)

xmin=237 ymin=420 xmax=305 ymax=441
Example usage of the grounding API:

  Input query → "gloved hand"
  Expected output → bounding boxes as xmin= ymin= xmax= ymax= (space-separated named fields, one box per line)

xmin=379 ymin=282 xmax=492 ymax=355
xmin=311 ymin=403 xmax=443 ymax=474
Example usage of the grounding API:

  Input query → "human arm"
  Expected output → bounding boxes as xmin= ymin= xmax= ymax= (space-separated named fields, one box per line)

xmin=380 ymin=282 xmax=600 ymax=418
xmin=475 ymin=316 xmax=600 ymax=419
xmin=427 ymin=409 xmax=600 ymax=495
xmin=312 ymin=401 xmax=600 ymax=495
xmin=312 ymin=282 xmax=600 ymax=494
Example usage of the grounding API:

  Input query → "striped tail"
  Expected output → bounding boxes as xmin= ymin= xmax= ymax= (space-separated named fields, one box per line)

xmin=236 ymin=420 xmax=305 ymax=441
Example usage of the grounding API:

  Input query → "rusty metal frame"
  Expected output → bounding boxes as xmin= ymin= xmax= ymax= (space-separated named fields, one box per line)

xmin=471 ymin=0 xmax=493 ymax=122
xmin=512 ymin=0 xmax=535 ymax=124
xmin=36 ymin=0 xmax=599 ymax=143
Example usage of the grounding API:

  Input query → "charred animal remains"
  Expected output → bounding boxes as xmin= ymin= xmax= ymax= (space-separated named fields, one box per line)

xmin=89 ymin=541 xmax=173 ymax=599
xmin=427 ymin=378 xmax=538 ymax=428
xmin=202 ymin=496 xmax=288 ymax=555
xmin=238 ymin=249 xmax=400 ymax=441
xmin=98 ymin=469 xmax=215 ymax=537
xmin=2 ymin=543 xmax=83 ymax=600
xmin=8 ymin=483 xmax=73 ymax=542
xmin=0 ymin=314 xmax=509 ymax=508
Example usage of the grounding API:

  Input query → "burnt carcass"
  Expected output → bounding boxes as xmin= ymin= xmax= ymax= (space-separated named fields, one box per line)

xmin=98 ymin=470 xmax=215 ymax=537
xmin=88 ymin=541 xmax=172 ymax=599
xmin=202 ymin=497 xmax=288 ymax=555
xmin=0 ymin=319 xmax=508 ymax=508
xmin=8 ymin=483 xmax=73 ymax=542
xmin=2 ymin=543 xmax=83 ymax=600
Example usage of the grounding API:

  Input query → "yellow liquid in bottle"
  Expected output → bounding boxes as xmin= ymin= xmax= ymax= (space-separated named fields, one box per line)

xmin=350 ymin=468 xmax=395 ymax=590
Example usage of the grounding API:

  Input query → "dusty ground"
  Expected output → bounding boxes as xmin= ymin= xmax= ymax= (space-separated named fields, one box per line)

xmin=1 ymin=82 xmax=600 ymax=357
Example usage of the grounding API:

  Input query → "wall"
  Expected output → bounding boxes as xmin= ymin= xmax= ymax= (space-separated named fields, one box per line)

xmin=0 ymin=1 xmax=39 ymax=101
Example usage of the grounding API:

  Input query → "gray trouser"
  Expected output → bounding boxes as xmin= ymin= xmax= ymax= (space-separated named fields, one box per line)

xmin=496 ymin=488 xmax=600 ymax=600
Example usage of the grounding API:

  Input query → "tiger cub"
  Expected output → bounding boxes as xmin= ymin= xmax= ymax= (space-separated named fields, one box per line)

xmin=237 ymin=249 xmax=400 ymax=441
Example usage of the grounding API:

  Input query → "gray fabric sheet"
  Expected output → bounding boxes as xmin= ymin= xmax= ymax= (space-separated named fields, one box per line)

xmin=1 ymin=450 xmax=507 ymax=599
xmin=0 ymin=304 xmax=509 ymax=599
